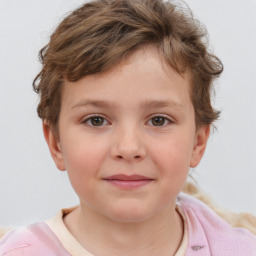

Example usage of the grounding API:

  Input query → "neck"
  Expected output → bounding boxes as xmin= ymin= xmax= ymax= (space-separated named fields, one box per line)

xmin=64 ymin=203 xmax=184 ymax=256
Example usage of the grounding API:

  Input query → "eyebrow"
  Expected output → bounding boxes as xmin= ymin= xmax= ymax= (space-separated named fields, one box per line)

xmin=71 ymin=99 xmax=184 ymax=110
xmin=72 ymin=100 xmax=116 ymax=109
xmin=140 ymin=100 xmax=184 ymax=110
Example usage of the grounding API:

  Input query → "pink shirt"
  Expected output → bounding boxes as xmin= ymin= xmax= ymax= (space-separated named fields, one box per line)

xmin=178 ymin=194 xmax=256 ymax=255
xmin=1 ymin=194 xmax=256 ymax=255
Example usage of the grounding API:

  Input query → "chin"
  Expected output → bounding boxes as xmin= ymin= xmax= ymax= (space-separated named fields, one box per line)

xmin=106 ymin=205 xmax=154 ymax=223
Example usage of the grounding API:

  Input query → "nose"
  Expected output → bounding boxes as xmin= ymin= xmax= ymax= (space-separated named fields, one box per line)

xmin=110 ymin=125 xmax=146 ymax=162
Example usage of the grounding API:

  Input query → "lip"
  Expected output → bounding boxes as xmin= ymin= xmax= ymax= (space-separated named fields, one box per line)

xmin=103 ymin=174 xmax=154 ymax=189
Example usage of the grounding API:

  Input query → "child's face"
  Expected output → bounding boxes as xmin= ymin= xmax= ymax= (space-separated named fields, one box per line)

xmin=44 ymin=46 xmax=209 ymax=223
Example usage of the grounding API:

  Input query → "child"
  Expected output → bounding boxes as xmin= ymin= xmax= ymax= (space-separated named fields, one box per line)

xmin=0 ymin=0 xmax=255 ymax=255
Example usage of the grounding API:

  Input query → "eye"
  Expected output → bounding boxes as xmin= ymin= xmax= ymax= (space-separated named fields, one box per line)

xmin=83 ymin=116 xmax=108 ymax=126
xmin=148 ymin=116 xmax=171 ymax=126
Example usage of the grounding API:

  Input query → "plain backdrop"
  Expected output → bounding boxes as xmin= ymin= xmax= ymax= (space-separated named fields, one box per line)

xmin=0 ymin=0 xmax=256 ymax=226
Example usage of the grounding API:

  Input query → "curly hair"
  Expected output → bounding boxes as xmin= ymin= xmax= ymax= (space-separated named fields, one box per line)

xmin=33 ymin=0 xmax=223 ymax=134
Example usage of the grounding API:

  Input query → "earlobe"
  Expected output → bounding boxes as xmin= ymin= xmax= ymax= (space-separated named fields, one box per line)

xmin=43 ymin=121 xmax=66 ymax=171
xmin=190 ymin=125 xmax=210 ymax=168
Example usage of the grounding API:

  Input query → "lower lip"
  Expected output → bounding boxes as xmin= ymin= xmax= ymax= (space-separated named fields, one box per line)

xmin=104 ymin=179 xmax=153 ymax=189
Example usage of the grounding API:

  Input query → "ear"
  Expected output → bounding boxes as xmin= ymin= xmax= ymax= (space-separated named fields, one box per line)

xmin=43 ymin=121 xmax=66 ymax=171
xmin=190 ymin=125 xmax=210 ymax=168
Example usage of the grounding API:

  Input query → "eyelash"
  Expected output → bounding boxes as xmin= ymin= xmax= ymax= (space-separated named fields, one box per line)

xmin=82 ymin=115 xmax=109 ymax=126
xmin=81 ymin=115 xmax=173 ymax=127
xmin=147 ymin=116 xmax=173 ymax=127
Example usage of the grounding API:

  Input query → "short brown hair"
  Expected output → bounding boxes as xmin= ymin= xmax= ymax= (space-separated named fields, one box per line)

xmin=33 ymin=0 xmax=223 ymax=133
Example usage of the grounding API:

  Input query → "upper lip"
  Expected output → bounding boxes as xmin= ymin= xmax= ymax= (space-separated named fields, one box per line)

xmin=103 ymin=174 xmax=153 ymax=181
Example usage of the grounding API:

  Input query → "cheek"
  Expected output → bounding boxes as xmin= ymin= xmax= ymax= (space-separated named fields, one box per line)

xmin=60 ymin=137 xmax=108 ymax=189
xmin=61 ymin=129 xmax=107 ymax=168
xmin=150 ymin=136 xmax=194 ymax=181
xmin=153 ymin=135 xmax=194 ymax=163
xmin=64 ymin=147 xmax=103 ymax=203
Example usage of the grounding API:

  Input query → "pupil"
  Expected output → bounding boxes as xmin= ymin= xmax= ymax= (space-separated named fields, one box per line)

xmin=152 ymin=117 xmax=164 ymax=126
xmin=92 ymin=117 xmax=103 ymax=126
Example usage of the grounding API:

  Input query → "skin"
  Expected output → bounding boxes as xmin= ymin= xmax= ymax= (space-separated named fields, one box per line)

xmin=44 ymin=46 xmax=209 ymax=256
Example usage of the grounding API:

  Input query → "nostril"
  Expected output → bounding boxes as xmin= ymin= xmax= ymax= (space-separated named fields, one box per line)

xmin=115 ymin=154 xmax=142 ymax=160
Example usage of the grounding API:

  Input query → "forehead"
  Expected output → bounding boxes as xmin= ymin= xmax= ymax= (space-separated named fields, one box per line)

xmin=61 ymin=46 xmax=193 ymax=110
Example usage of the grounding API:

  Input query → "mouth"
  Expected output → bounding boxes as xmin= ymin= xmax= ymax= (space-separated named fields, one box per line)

xmin=103 ymin=174 xmax=154 ymax=189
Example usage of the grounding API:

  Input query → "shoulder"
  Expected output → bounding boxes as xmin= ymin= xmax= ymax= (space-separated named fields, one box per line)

xmin=0 ymin=222 xmax=70 ymax=256
xmin=178 ymin=193 xmax=256 ymax=256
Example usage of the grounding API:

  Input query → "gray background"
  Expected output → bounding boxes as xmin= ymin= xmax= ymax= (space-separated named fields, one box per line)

xmin=0 ymin=0 xmax=256 ymax=226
